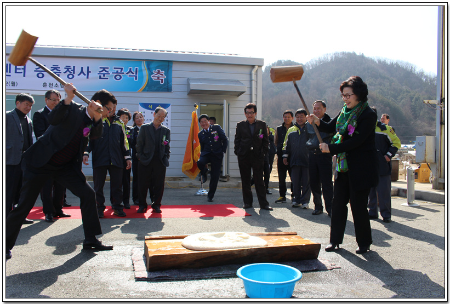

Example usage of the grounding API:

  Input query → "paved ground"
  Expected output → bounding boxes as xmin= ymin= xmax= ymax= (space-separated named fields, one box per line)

xmin=4 ymin=180 xmax=446 ymax=300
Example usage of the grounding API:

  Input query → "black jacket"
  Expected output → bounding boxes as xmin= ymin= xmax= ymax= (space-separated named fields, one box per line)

xmin=23 ymin=100 xmax=102 ymax=172
xmin=85 ymin=117 xmax=130 ymax=169
xmin=275 ymin=122 xmax=294 ymax=156
xmin=318 ymin=106 xmax=378 ymax=190
xmin=198 ymin=124 xmax=228 ymax=156
xmin=234 ymin=120 xmax=268 ymax=159
xmin=32 ymin=107 xmax=51 ymax=139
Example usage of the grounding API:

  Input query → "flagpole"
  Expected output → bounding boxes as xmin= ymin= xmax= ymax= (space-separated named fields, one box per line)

xmin=194 ymin=103 xmax=208 ymax=196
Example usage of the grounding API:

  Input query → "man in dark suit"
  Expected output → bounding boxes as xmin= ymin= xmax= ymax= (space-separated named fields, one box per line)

xmin=197 ymin=114 xmax=228 ymax=202
xmin=234 ymin=103 xmax=272 ymax=210
xmin=135 ymin=107 xmax=171 ymax=213
xmin=6 ymin=84 xmax=115 ymax=260
xmin=33 ymin=89 xmax=70 ymax=222
xmin=6 ymin=93 xmax=34 ymax=221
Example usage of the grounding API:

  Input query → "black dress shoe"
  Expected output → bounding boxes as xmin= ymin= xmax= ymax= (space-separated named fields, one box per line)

xmin=54 ymin=211 xmax=71 ymax=218
xmin=113 ymin=209 xmax=126 ymax=217
xmin=63 ymin=202 xmax=71 ymax=207
xmin=45 ymin=213 xmax=55 ymax=222
xmin=382 ymin=218 xmax=391 ymax=223
xmin=152 ymin=207 xmax=162 ymax=213
xmin=312 ymin=209 xmax=323 ymax=215
xmin=243 ymin=204 xmax=253 ymax=209
xmin=325 ymin=243 xmax=340 ymax=252
xmin=207 ymin=197 xmax=214 ymax=202
xmin=82 ymin=239 xmax=113 ymax=251
xmin=356 ymin=245 xmax=370 ymax=254
xmin=137 ymin=206 xmax=148 ymax=213
xmin=23 ymin=218 xmax=33 ymax=224
xmin=369 ymin=214 xmax=379 ymax=220
xmin=261 ymin=206 xmax=273 ymax=211
xmin=6 ymin=250 xmax=12 ymax=260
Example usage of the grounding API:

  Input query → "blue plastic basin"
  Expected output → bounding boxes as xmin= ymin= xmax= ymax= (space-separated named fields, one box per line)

xmin=237 ymin=263 xmax=302 ymax=298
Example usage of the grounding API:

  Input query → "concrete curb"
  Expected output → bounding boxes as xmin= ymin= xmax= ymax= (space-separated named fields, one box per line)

xmin=393 ymin=187 xmax=445 ymax=204
xmin=87 ymin=177 xmax=445 ymax=204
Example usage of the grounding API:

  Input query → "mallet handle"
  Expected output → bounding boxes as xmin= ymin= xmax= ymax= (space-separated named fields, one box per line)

xmin=292 ymin=79 xmax=323 ymax=144
xmin=28 ymin=57 xmax=92 ymax=106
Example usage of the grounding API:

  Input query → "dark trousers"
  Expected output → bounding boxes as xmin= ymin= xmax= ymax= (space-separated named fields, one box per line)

xmin=138 ymin=157 xmax=166 ymax=209
xmin=276 ymin=155 xmax=292 ymax=197
xmin=290 ymin=165 xmax=311 ymax=205
xmin=41 ymin=179 xmax=65 ymax=215
xmin=131 ymin=155 xmax=139 ymax=203
xmin=122 ymin=165 xmax=131 ymax=205
xmin=330 ymin=172 xmax=372 ymax=247
xmin=309 ymin=152 xmax=334 ymax=213
xmin=6 ymin=161 xmax=102 ymax=250
xmin=197 ymin=153 xmax=223 ymax=199
xmin=238 ymin=153 xmax=269 ymax=208
xmin=93 ymin=165 xmax=123 ymax=211
xmin=368 ymin=174 xmax=391 ymax=220
xmin=264 ymin=153 xmax=275 ymax=190
xmin=6 ymin=163 xmax=23 ymax=218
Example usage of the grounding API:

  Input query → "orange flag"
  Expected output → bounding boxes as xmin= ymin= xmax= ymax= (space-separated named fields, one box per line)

xmin=182 ymin=108 xmax=201 ymax=179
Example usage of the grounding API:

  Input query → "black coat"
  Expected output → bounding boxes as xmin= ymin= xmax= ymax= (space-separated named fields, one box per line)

xmin=318 ymin=106 xmax=378 ymax=190
xmin=23 ymin=100 xmax=103 ymax=171
xmin=32 ymin=107 xmax=51 ymax=139
xmin=234 ymin=120 xmax=268 ymax=159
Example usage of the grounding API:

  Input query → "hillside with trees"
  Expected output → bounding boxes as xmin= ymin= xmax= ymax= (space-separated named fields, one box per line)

xmin=261 ymin=52 xmax=437 ymax=143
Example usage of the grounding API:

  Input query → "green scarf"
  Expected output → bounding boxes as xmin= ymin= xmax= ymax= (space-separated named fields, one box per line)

xmin=332 ymin=101 xmax=368 ymax=172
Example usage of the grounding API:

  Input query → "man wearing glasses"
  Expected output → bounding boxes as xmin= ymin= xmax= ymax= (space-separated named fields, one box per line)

xmin=33 ymin=90 xmax=70 ymax=222
xmin=234 ymin=103 xmax=273 ymax=210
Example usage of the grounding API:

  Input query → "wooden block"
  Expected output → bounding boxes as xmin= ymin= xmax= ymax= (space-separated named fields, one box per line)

xmin=144 ymin=232 xmax=321 ymax=271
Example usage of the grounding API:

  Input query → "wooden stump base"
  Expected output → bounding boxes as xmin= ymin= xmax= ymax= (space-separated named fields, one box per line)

xmin=144 ymin=232 xmax=321 ymax=271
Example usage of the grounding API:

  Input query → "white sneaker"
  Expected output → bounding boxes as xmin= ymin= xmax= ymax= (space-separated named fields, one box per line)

xmin=292 ymin=202 xmax=301 ymax=208
xmin=301 ymin=203 xmax=308 ymax=209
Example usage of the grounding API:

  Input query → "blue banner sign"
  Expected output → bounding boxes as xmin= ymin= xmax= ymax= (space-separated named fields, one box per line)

xmin=5 ymin=56 xmax=172 ymax=93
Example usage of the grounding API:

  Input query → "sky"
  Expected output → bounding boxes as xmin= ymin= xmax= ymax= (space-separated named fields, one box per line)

xmin=4 ymin=4 xmax=441 ymax=76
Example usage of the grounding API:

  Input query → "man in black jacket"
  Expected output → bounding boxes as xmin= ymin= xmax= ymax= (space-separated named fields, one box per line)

xmin=283 ymin=109 xmax=314 ymax=209
xmin=274 ymin=110 xmax=294 ymax=203
xmin=83 ymin=103 xmax=131 ymax=218
xmin=234 ymin=103 xmax=272 ymax=210
xmin=33 ymin=89 xmax=70 ymax=222
xmin=135 ymin=107 xmax=171 ymax=213
xmin=6 ymin=84 xmax=114 ymax=260
xmin=307 ymin=101 xmax=334 ymax=216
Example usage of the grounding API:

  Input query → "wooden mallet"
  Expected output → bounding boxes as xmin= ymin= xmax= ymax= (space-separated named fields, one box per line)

xmin=8 ymin=30 xmax=101 ymax=112
xmin=270 ymin=65 xmax=323 ymax=143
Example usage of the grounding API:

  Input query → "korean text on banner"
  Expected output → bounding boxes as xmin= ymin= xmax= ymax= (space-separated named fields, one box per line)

xmin=182 ymin=110 xmax=201 ymax=179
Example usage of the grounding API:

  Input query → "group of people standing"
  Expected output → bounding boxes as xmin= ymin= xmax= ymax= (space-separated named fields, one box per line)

xmin=232 ymin=76 xmax=400 ymax=255
xmin=5 ymin=75 xmax=400 ymax=259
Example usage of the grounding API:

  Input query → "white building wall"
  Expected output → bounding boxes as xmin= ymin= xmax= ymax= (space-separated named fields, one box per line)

xmin=80 ymin=61 xmax=256 ymax=177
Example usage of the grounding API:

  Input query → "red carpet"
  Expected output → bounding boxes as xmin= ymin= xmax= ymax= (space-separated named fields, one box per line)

xmin=26 ymin=204 xmax=250 ymax=219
